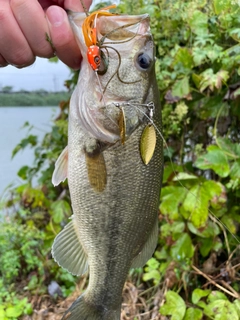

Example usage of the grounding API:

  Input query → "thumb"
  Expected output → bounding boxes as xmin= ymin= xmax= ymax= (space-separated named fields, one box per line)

xmin=63 ymin=0 xmax=92 ymax=12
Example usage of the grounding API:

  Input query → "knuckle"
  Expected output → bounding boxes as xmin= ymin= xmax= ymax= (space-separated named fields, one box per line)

xmin=33 ymin=39 xmax=54 ymax=58
xmin=0 ymin=8 xmax=8 ymax=23
xmin=9 ymin=49 xmax=35 ymax=67
xmin=10 ymin=0 xmax=26 ymax=11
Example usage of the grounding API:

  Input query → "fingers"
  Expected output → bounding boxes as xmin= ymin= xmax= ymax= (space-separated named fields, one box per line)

xmin=0 ymin=54 xmax=8 ymax=67
xmin=63 ymin=0 xmax=92 ymax=12
xmin=0 ymin=1 xmax=35 ymax=67
xmin=0 ymin=0 xmax=93 ymax=69
xmin=45 ymin=0 xmax=92 ymax=69
xmin=46 ymin=6 xmax=82 ymax=69
xmin=10 ymin=0 xmax=54 ymax=58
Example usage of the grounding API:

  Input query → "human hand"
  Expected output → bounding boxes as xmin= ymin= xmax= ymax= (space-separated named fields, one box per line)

xmin=0 ymin=0 xmax=92 ymax=69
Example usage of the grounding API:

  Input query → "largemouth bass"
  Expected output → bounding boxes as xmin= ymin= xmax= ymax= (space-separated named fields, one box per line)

xmin=52 ymin=8 xmax=163 ymax=320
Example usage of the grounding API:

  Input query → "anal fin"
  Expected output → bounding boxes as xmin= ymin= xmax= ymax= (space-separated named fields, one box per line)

xmin=131 ymin=218 xmax=158 ymax=268
xmin=51 ymin=216 xmax=88 ymax=276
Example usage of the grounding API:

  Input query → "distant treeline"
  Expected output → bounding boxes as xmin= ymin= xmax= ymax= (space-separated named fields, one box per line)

xmin=0 ymin=91 xmax=70 ymax=106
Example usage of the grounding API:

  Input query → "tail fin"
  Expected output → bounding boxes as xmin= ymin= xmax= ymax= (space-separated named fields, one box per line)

xmin=62 ymin=295 xmax=121 ymax=320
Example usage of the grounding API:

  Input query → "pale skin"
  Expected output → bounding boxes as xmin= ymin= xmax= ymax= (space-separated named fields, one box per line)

xmin=0 ymin=0 xmax=92 ymax=69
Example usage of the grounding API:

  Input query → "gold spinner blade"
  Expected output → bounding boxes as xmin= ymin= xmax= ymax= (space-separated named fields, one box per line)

xmin=140 ymin=124 xmax=156 ymax=165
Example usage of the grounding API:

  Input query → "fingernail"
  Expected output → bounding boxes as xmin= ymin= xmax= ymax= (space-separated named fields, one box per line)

xmin=47 ymin=6 xmax=65 ymax=27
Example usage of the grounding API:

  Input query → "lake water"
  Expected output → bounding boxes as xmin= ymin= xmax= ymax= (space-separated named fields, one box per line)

xmin=0 ymin=106 xmax=58 ymax=198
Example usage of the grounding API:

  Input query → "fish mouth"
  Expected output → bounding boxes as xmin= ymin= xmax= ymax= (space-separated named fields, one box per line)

xmin=68 ymin=12 xmax=151 ymax=56
xmin=97 ymin=13 xmax=150 ymax=42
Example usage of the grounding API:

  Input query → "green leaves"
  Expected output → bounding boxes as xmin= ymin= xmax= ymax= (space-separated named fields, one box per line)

xmin=160 ymin=291 xmax=186 ymax=320
xmin=50 ymin=200 xmax=71 ymax=224
xmin=161 ymin=177 xmax=224 ymax=228
xmin=188 ymin=10 xmax=208 ymax=35
xmin=183 ymin=308 xmax=202 ymax=320
xmin=5 ymin=306 xmax=23 ymax=318
xmin=12 ymin=135 xmax=38 ymax=158
xmin=195 ymin=146 xmax=230 ymax=178
xmin=172 ymin=77 xmax=190 ymax=99
xmin=182 ymin=183 xmax=209 ymax=227
xmin=143 ymin=258 xmax=161 ymax=283
xmin=213 ymin=0 xmax=232 ymax=15
xmin=170 ymin=233 xmax=194 ymax=259
xmin=198 ymin=69 xmax=229 ymax=92
xmin=192 ymin=288 xmax=211 ymax=304
xmin=160 ymin=186 xmax=188 ymax=220
xmin=204 ymin=299 xmax=239 ymax=320
xmin=173 ymin=48 xmax=194 ymax=70
xmin=160 ymin=289 xmax=240 ymax=320
xmin=184 ymin=180 xmax=223 ymax=227
xmin=0 ymin=297 xmax=33 ymax=319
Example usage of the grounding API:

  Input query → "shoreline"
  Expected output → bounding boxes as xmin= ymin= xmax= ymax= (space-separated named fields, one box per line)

xmin=0 ymin=91 xmax=70 ymax=107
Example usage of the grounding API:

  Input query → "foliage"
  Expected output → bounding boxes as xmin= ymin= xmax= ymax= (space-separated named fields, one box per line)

xmin=159 ymin=289 xmax=240 ymax=320
xmin=0 ymin=294 xmax=32 ymax=320
xmin=1 ymin=86 xmax=13 ymax=93
xmin=1 ymin=0 xmax=240 ymax=318
xmin=119 ymin=0 xmax=240 ymax=318
xmin=0 ymin=83 xmax=76 ymax=314
xmin=0 ymin=91 xmax=70 ymax=106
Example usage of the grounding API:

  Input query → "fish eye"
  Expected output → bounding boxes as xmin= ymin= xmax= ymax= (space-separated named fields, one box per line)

xmin=135 ymin=53 xmax=152 ymax=71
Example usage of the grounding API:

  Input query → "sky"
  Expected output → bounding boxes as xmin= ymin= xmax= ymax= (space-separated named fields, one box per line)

xmin=0 ymin=57 xmax=71 ymax=92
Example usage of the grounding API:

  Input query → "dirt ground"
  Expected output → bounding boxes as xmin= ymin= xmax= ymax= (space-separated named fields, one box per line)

xmin=22 ymin=280 xmax=169 ymax=320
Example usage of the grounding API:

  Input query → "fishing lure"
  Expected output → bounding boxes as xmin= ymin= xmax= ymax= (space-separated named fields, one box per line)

xmin=118 ymin=107 xmax=126 ymax=145
xmin=139 ymin=102 xmax=157 ymax=165
xmin=82 ymin=5 xmax=117 ymax=71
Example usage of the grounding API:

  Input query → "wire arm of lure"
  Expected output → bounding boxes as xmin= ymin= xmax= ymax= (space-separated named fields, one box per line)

xmin=100 ymin=18 xmax=145 ymax=46
xmin=113 ymin=102 xmax=156 ymax=126
xmin=122 ymin=101 xmax=155 ymax=123
xmin=82 ymin=5 xmax=117 ymax=47
xmin=101 ymin=45 xmax=141 ymax=96
xmin=101 ymin=46 xmax=122 ymax=95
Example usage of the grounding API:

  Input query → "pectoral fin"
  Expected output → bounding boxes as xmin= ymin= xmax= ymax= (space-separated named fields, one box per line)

xmin=131 ymin=218 xmax=158 ymax=268
xmin=52 ymin=146 xmax=68 ymax=186
xmin=51 ymin=216 xmax=88 ymax=276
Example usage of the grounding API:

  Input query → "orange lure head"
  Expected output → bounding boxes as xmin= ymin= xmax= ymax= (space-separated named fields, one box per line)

xmin=87 ymin=45 xmax=101 ymax=71
xmin=82 ymin=5 xmax=117 ymax=70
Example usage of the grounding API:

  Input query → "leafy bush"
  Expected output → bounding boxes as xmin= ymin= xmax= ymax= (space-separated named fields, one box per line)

xmin=0 ymin=94 xmax=76 ymax=316
xmin=124 ymin=0 xmax=240 ymax=318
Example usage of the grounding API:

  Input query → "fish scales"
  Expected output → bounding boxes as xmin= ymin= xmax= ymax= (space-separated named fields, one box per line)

xmin=52 ymin=10 xmax=163 ymax=320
